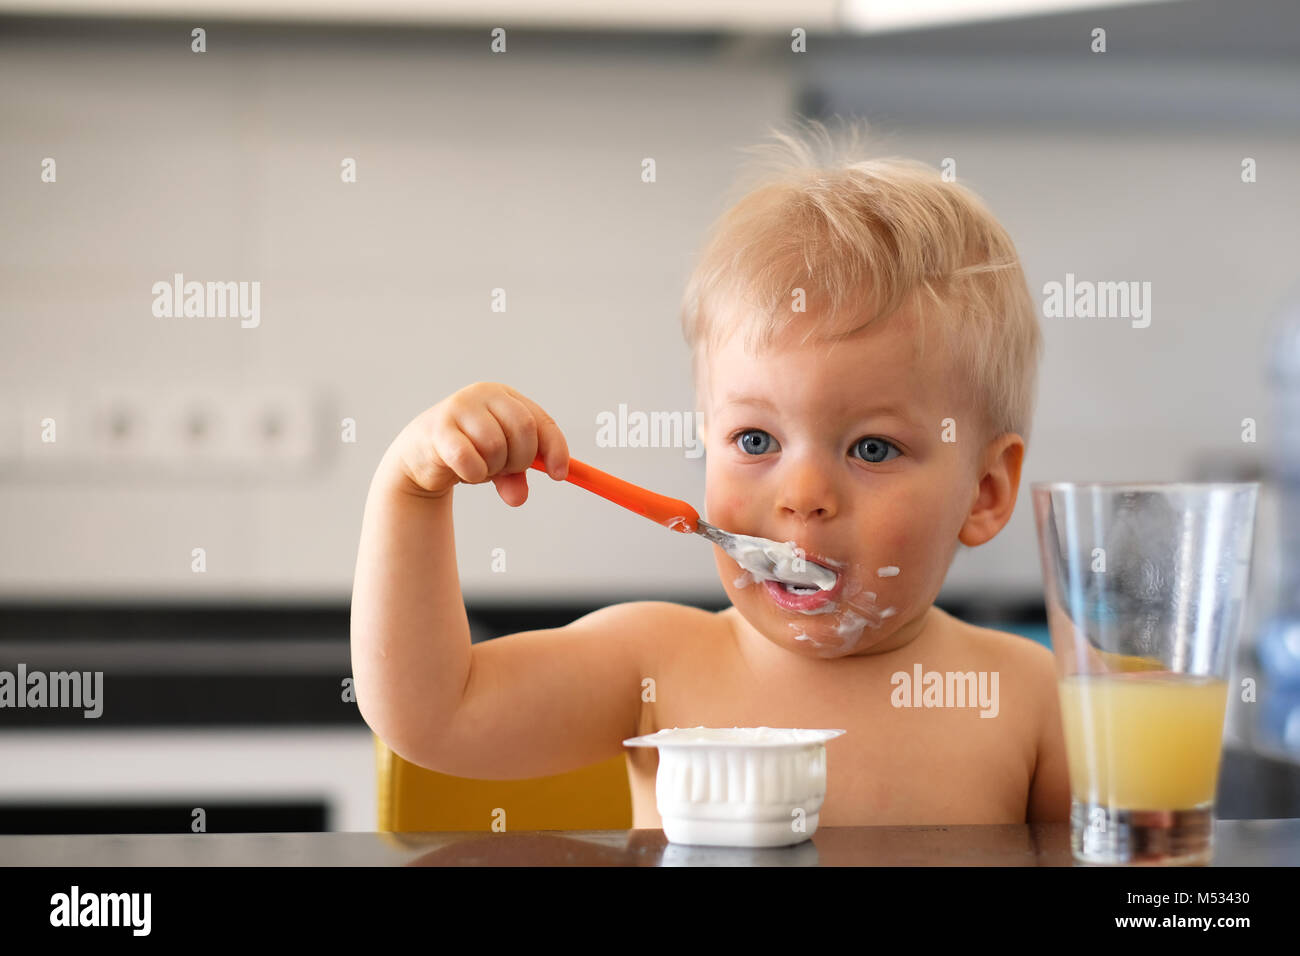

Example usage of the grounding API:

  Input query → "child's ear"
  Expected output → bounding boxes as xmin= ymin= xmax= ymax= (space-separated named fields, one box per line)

xmin=958 ymin=433 xmax=1025 ymax=547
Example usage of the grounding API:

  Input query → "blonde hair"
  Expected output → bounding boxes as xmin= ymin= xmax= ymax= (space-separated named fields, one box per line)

xmin=680 ymin=118 xmax=1042 ymax=443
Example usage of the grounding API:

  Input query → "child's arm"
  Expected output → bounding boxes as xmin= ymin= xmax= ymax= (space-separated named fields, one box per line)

xmin=349 ymin=382 xmax=654 ymax=777
xmin=1026 ymin=649 xmax=1072 ymax=823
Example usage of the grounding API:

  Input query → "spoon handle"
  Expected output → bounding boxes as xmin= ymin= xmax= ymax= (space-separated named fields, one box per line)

xmin=529 ymin=454 xmax=700 ymax=532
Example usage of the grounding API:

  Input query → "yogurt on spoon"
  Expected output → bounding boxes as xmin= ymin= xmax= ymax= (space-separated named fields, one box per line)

xmin=724 ymin=532 xmax=841 ymax=591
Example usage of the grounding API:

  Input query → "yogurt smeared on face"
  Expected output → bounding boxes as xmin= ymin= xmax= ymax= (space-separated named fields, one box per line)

xmin=722 ymin=533 xmax=839 ymax=590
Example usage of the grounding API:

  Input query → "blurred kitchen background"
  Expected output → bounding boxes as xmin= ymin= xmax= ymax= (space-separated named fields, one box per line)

xmin=2 ymin=0 xmax=1300 ymax=832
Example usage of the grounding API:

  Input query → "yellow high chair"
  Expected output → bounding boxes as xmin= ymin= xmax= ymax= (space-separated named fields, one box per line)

xmin=374 ymin=736 xmax=633 ymax=832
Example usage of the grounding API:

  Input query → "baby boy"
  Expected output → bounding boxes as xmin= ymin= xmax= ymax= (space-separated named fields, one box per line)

xmin=351 ymin=124 xmax=1071 ymax=827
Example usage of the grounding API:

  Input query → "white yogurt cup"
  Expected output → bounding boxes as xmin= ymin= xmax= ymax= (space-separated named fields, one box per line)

xmin=622 ymin=726 xmax=846 ymax=847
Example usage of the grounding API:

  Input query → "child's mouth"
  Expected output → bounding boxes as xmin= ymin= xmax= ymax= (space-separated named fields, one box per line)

xmin=763 ymin=568 xmax=844 ymax=612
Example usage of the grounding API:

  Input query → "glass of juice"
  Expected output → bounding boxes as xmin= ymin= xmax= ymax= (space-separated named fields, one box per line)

xmin=1031 ymin=482 xmax=1258 ymax=865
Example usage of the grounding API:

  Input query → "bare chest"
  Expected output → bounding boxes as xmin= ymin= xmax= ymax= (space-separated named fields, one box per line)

xmin=628 ymin=630 xmax=1034 ymax=828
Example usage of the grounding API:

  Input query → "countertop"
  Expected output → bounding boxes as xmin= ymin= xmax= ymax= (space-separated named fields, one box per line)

xmin=1 ymin=820 xmax=1297 ymax=866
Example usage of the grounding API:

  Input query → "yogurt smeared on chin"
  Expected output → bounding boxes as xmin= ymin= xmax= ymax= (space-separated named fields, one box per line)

xmin=724 ymin=533 xmax=839 ymax=590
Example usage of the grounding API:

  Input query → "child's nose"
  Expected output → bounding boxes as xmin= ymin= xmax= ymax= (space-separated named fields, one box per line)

xmin=774 ymin=460 xmax=838 ymax=522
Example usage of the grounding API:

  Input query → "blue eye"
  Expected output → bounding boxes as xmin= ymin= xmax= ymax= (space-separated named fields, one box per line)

xmin=734 ymin=429 xmax=777 ymax=456
xmin=853 ymin=437 xmax=900 ymax=463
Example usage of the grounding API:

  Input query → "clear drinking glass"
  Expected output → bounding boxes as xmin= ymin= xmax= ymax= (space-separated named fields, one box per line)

xmin=1031 ymin=482 xmax=1259 ymax=865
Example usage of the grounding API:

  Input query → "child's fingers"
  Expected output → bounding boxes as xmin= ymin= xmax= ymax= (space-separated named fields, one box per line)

xmin=505 ymin=388 xmax=569 ymax=480
xmin=449 ymin=407 xmax=508 ymax=482
xmin=539 ymin=418 xmax=570 ymax=480
xmin=434 ymin=428 xmax=489 ymax=485
xmin=484 ymin=394 xmax=539 ymax=478
xmin=491 ymin=471 xmax=529 ymax=507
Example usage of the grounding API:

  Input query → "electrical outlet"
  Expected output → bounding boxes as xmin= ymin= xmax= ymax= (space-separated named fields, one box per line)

xmin=170 ymin=386 xmax=319 ymax=474
xmin=174 ymin=388 xmax=228 ymax=467
xmin=89 ymin=386 xmax=158 ymax=466
xmin=239 ymin=386 xmax=317 ymax=469
xmin=1 ymin=386 xmax=322 ymax=479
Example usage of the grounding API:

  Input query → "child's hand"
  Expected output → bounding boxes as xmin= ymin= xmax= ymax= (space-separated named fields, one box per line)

xmin=387 ymin=382 xmax=570 ymax=506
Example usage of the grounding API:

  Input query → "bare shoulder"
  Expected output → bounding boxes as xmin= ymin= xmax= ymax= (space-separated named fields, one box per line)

xmin=626 ymin=601 xmax=734 ymax=653
xmin=570 ymin=599 xmax=721 ymax=636
xmin=569 ymin=599 xmax=714 ymax=628
xmin=565 ymin=599 xmax=727 ymax=662
xmin=944 ymin=611 xmax=1055 ymax=673
xmin=936 ymin=610 xmax=1058 ymax=713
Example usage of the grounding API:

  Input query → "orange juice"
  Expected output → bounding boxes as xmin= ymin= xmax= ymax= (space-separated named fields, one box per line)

xmin=1058 ymin=673 xmax=1229 ymax=809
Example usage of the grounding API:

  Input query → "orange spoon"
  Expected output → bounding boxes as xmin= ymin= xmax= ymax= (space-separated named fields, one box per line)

xmin=529 ymin=453 xmax=699 ymax=531
xmin=528 ymin=454 xmax=838 ymax=589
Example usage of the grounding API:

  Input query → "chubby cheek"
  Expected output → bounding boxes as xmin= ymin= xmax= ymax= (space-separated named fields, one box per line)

xmin=855 ymin=485 xmax=965 ymax=592
xmin=703 ymin=471 xmax=749 ymax=528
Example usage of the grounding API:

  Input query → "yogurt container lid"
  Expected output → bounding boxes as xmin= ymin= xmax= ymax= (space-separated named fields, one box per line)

xmin=622 ymin=726 xmax=846 ymax=748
